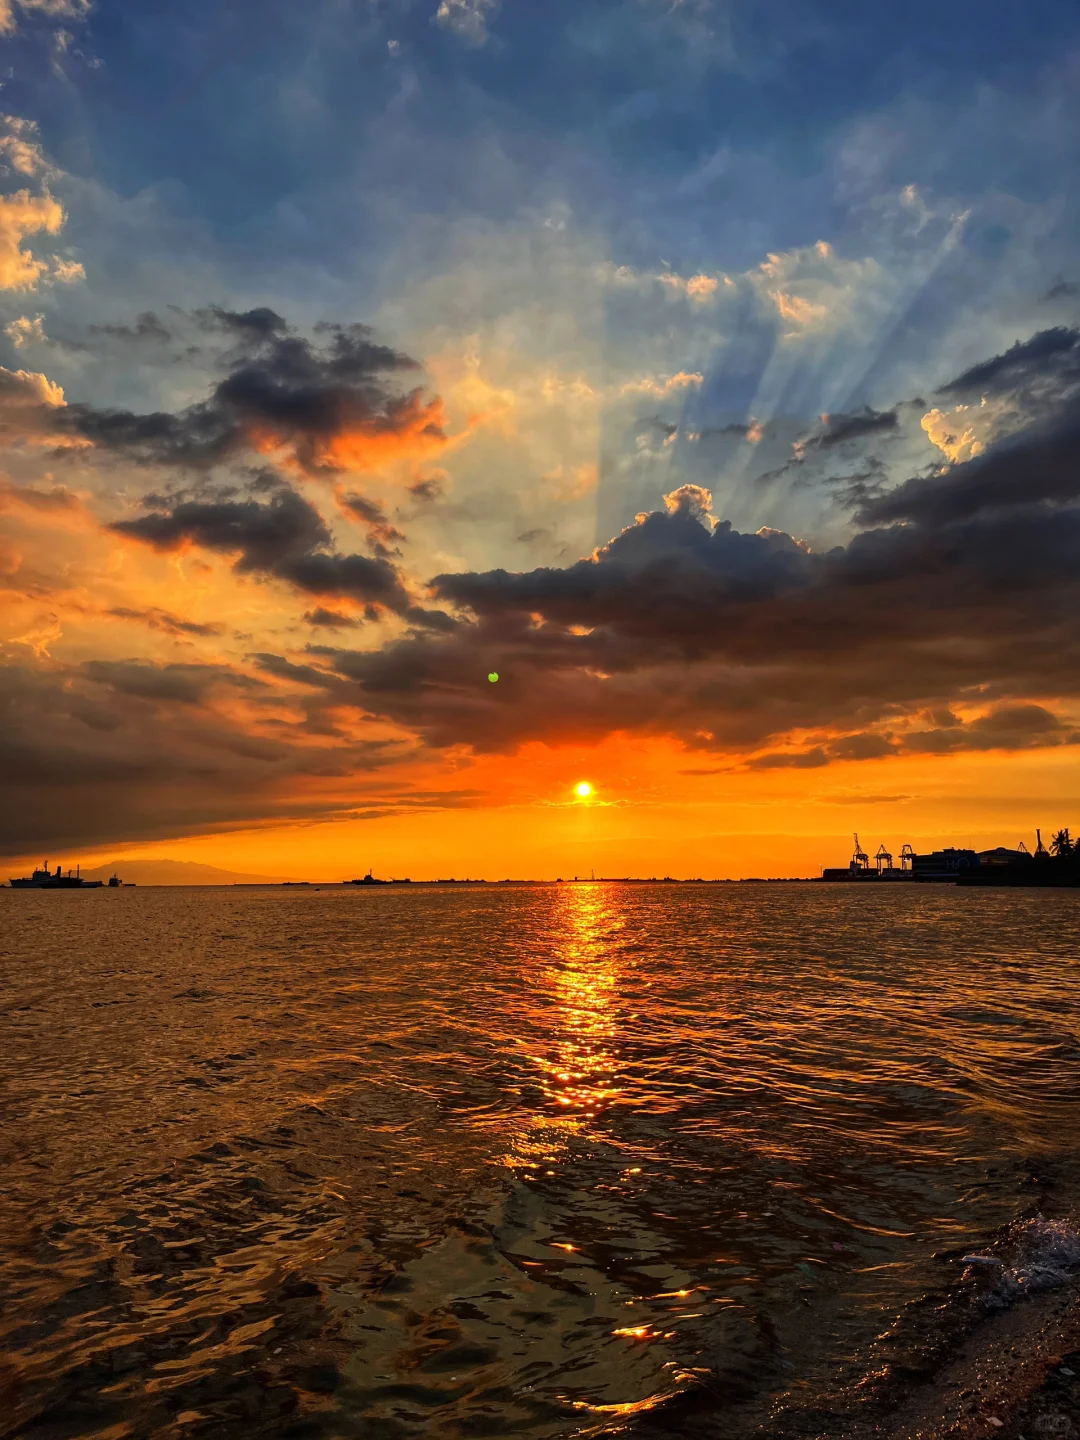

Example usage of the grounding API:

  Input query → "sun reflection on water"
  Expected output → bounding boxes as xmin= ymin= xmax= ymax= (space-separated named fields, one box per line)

xmin=536 ymin=884 xmax=624 ymax=1124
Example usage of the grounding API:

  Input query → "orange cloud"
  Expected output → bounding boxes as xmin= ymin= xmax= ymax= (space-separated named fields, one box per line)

xmin=234 ymin=391 xmax=452 ymax=480
xmin=0 ymin=190 xmax=66 ymax=290
xmin=0 ymin=0 xmax=89 ymax=35
xmin=314 ymin=390 xmax=449 ymax=472
xmin=769 ymin=289 xmax=828 ymax=330
xmin=619 ymin=370 xmax=704 ymax=398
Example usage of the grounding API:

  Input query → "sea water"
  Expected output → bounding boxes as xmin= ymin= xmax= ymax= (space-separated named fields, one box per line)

xmin=2 ymin=882 xmax=1079 ymax=1438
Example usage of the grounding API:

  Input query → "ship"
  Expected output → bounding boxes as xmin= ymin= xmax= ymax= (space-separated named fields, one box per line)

xmin=8 ymin=862 xmax=105 ymax=889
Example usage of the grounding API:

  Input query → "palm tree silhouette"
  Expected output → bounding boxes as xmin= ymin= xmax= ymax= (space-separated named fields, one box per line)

xmin=1050 ymin=828 xmax=1074 ymax=857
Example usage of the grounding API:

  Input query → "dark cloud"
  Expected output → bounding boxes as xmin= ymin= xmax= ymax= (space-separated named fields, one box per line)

xmin=285 ymin=550 xmax=411 ymax=609
xmin=434 ymin=485 xmax=814 ymax=629
xmin=193 ymin=305 xmax=291 ymax=343
xmin=106 ymin=606 xmax=226 ymax=638
xmin=339 ymin=491 xmax=406 ymax=557
xmin=903 ymin=703 xmax=1074 ymax=754
xmin=112 ymin=486 xmax=328 ymax=566
xmin=281 ymin=362 xmax=1080 ymax=765
xmin=303 ymin=607 xmax=360 ymax=629
xmin=81 ymin=660 xmax=264 ymax=705
xmin=0 ymin=659 xmax=441 ymax=856
xmin=110 ymin=485 xmax=416 ymax=615
xmin=88 ymin=311 xmax=173 ymax=345
xmin=59 ymin=314 xmax=443 ymax=477
xmin=937 ymin=326 xmax=1080 ymax=401
xmin=812 ymin=407 xmax=898 ymax=448
xmin=407 ymin=476 xmax=444 ymax=503
xmin=698 ymin=422 xmax=754 ymax=439
xmin=859 ymin=412 xmax=1080 ymax=526
xmin=748 ymin=747 xmax=830 ymax=770
xmin=1043 ymin=281 xmax=1079 ymax=303
xmin=249 ymin=653 xmax=342 ymax=690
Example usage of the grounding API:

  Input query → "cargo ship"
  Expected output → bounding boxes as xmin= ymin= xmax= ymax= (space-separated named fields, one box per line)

xmin=8 ymin=863 xmax=105 ymax=889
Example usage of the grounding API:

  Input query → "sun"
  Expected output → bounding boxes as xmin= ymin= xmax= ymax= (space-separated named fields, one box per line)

xmin=574 ymin=781 xmax=594 ymax=799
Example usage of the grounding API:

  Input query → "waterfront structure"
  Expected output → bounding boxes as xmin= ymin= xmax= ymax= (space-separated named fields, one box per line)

xmin=910 ymin=847 xmax=979 ymax=882
xmin=822 ymin=831 xmax=1080 ymax=886
xmin=822 ymin=835 xmax=914 ymax=882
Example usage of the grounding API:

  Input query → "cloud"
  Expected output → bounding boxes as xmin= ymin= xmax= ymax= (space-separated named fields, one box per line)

xmin=600 ymin=261 xmax=732 ymax=308
xmin=0 ymin=657 xmax=402 ymax=854
xmin=812 ymin=407 xmax=898 ymax=449
xmin=656 ymin=271 xmax=722 ymax=303
xmin=0 ymin=191 xmax=67 ymax=290
xmin=0 ymin=651 xmax=486 ymax=855
xmin=0 ymin=364 xmax=64 ymax=408
xmin=338 ymin=491 xmax=407 ymax=557
xmin=88 ymin=311 xmax=173 ymax=344
xmin=5 ymin=313 xmax=46 ymax=347
xmin=769 ymin=289 xmax=828 ymax=330
xmin=0 ymin=116 xmax=54 ymax=179
xmin=903 ymin=703 xmax=1073 ymax=755
xmin=82 ymin=659 xmax=263 ymax=706
xmin=106 ymin=606 xmax=226 ymax=639
xmin=195 ymin=305 xmax=291 ymax=343
xmin=434 ymin=0 xmax=498 ymax=45
xmin=754 ymin=240 xmax=886 ymax=338
xmin=619 ymin=370 xmax=704 ymax=398
xmin=0 ymin=476 xmax=77 ymax=511
xmin=110 ymin=484 xmax=420 ymax=616
xmin=10 ymin=312 xmax=1080 ymax=856
xmin=277 ymin=330 xmax=1080 ymax=767
xmin=937 ymin=327 xmax=1080 ymax=403
xmin=862 ymin=411 xmax=1080 ymax=527
xmin=0 ymin=0 xmax=89 ymax=36
xmin=61 ymin=312 xmax=449 ymax=477
xmin=303 ymin=607 xmax=360 ymax=629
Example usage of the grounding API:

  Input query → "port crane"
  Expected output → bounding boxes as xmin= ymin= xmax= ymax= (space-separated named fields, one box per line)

xmin=851 ymin=834 xmax=870 ymax=871
xmin=899 ymin=843 xmax=914 ymax=871
xmin=875 ymin=844 xmax=893 ymax=874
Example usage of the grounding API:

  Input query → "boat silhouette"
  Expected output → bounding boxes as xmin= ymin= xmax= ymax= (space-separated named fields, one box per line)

xmin=8 ymin=863 xmax=105 ymax=890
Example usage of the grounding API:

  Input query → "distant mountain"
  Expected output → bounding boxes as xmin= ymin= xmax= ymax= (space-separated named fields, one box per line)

xmin=80 ymin=859 xmax=289 ymax=886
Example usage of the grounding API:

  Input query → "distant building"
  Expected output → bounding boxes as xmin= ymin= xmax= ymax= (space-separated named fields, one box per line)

xmin=910 ymin=847 xmax=978 ymax=882
xmin=975 ymin=847 xmax=1031 ymax=867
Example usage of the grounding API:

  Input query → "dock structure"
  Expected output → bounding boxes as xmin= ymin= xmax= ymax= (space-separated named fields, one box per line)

xmin=822 ymin=834 xmax=913 ymax=882
xmin=821 ymin=832 xmax=1080 ymax=885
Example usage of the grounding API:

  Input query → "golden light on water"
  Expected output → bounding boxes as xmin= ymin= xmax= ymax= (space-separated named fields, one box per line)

xmin=531 ymin=883 xmax=623 ymax=1123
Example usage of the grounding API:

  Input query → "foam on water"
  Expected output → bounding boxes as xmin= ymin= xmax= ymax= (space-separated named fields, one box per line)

xmin=983 ymin=1218 xmax=1080 ymax=1308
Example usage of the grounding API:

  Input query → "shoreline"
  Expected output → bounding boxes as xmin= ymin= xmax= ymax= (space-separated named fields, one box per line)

xmin=868 ymin=1283 xmax=1080 ymax=1440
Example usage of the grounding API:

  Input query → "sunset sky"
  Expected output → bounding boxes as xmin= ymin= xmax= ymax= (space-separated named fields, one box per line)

xmin=3 ymin=0 xmax=1080 ymax=879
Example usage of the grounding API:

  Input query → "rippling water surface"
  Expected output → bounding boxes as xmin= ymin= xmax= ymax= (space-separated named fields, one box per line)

xmin=2 ymin=882 xmax=1080 ymax=1439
